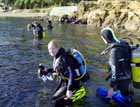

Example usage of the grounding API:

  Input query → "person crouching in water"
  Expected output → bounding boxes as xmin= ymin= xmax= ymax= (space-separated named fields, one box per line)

xmin=100 ymin=27 xmax=131 ymax=103
xmin=39 ymin=39 xmax=81 ymax=107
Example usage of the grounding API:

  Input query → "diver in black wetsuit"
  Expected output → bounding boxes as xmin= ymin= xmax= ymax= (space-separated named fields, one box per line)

xmin=27 ymin=21 xmax=44 ymax=40
xmin=39 ymin=39 xmax=82 ymax=107
xmin=100 ymin=27 xmax=131 ymax=99
xmin=47 ymin=20 xmax=53 ymax=30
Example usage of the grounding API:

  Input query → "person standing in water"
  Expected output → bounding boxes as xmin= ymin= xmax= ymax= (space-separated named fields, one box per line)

xmin=100 ymin=27 xmax=131 ymax=100
xmin=27 ymin=21 xmax=44 ymax=40
xmin=47 ymin=20 xmax=53 ymax=30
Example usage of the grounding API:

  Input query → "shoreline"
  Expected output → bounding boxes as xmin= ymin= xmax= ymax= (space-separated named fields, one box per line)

xmin=0 ymin=8 xmax=52 ymax=18
xmin=0 ymin=11 xmax=48 ymax=18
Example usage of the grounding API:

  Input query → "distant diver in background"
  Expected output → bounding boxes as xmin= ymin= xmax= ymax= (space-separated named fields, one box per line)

xmin=27 ymin=21 xmax=44 ymax=40
xmin=47 ymin=20 xmax=53 ymax=30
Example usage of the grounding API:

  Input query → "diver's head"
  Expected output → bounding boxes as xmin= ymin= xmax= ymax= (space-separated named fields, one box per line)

xmin=100 ymin=27 xmax=120 ymax=44
xmin=48 ymin=39 xmax=60 ymax=57
xmin=48 ymin=20 xmax=52 ymax=24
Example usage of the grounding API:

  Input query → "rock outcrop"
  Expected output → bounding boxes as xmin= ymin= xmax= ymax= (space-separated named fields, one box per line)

xmin=83 ymin=0 xmax=140 ymax=32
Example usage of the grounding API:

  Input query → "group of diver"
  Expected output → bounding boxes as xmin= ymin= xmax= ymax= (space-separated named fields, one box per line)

xmin=28 ymin=24 xmax=140 ymax=107
xmin=27 ymin=20 xmax=53 ymax=40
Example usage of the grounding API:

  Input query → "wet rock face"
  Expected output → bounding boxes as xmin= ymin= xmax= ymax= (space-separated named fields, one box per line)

xmin=85 ymin=0 xmax=140 ymax=32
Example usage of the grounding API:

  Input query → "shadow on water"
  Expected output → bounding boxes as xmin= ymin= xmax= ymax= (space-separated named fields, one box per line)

xmin=0 ymin=17 xmax=139 ymax=107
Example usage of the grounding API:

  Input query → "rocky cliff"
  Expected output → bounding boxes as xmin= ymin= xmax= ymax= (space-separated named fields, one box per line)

xmin=81 ymin=0 xmax=140 ymax=32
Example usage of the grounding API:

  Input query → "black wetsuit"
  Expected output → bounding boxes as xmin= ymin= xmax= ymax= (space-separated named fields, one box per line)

xmin=47 ymin=48 xmax=81 ymax=100
xmin=36 ymin=23 xmax=43 ymax=39
xmin=109 ymin=41 xmax=131 ymax=96
xmin=47 ymin=21 xmax=53 ymax=30
xmin=101 ymin=28 xmax=131 ymax=96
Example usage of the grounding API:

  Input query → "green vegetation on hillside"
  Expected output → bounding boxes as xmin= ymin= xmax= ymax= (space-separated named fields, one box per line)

xmin=0 ymin=0 xmax=95 ymax=9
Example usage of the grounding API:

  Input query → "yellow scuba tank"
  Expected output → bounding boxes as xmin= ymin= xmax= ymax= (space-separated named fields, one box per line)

xmin=42 ymin=31 xmax=46 ymax=39
xmin=131 ymin=46 xmax=140 ymax=89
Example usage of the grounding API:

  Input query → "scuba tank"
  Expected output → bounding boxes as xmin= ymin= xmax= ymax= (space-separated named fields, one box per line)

xmin=96 ymin=87 xmax=132 ymax=106
xmin=71 ymin=48 xmax=87 ymax=81
xmin=61 ymin=48 xmax=87 ymax=81
xmin=42 ymin=31 xmax=47 ymax=40
xmin=131 ymin=44 xmax=140 ymax=89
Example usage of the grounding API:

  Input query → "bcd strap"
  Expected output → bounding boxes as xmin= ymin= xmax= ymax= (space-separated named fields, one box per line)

xmin=131 ymin=62 xmax=140 ymax=67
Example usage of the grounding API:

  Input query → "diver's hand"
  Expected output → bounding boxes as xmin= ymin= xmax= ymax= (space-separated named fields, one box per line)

xmin=38 ymin=64 xmax=48 ymax=77
xmin=66 ymin=90 xmax=73 ymax=99
xmin=39 ymin=68 xmax=48 ymax=76
xmin=101 ymin=50 xmax=106 ymax=55
xmin=106 ymin=88 xmax=114 ymax=98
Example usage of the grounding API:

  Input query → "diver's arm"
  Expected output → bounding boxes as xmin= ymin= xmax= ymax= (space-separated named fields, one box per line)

xmin=66 ymin=66 xmax=73 ymax=99
xmin=109 ymin=48 xmax=119 ymax=88
xmin=107 ymin=48 xmax=118 ymax=97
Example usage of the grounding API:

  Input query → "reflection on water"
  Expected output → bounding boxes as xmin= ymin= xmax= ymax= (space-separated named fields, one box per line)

xmin=0 ymin=18 xmax=139 ymax=107
xmin=32 ymin=39 xmax=43 ymax=50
